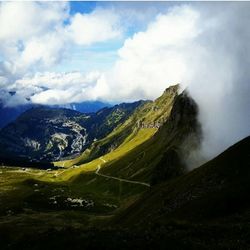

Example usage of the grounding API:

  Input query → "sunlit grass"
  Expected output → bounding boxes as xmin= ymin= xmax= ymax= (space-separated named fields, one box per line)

xmin=53 ymin=128 xmax=156 ymax=181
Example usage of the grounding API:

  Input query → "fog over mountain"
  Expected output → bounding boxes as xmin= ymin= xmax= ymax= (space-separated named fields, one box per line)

xmin=0 ymin=2 xmax=250 ymax=162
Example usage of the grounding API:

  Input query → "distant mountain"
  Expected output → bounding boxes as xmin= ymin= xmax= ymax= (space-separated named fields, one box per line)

xmin=57 ymin=101 xmax=112 ymax=113
xmin=0 ymin=103 xmax=33 ymax=128
xmin=0 ymin=101 xmax=111 ymax=128
xmin=0 ymin=101 xmax=144 ymax=162
xmin=0 ymin=108 xmax=88 ymax=162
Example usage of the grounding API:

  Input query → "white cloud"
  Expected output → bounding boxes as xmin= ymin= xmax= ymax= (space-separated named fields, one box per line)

xmin=8 ymin=71 xmax=102 ymax=105
xmin=100 ymin=5 xmax=200 ymax=102
xmin=0 ymin=2 xmax=69 ymax=78
xmin=0 ymin=2 xmax=123 ymax=80
xmin=0 ymin=2 xmax=68 ymax=42
xmin=101 ymin=3 xmax=250 ymax=163
xmin=67 ymin=9 xmax=122 ymax=46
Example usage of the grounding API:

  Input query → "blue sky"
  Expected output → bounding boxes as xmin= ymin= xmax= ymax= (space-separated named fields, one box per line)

xmin=70 ymin=1 xmax=97 ymax=15
xmin=56 ymin=1 xmax=171 ymax=74
xmin=54 ymin=1 xmax=152 ymax=73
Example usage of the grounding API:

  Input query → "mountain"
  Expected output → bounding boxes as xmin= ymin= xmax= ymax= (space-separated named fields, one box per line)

xmin=102 ymin=136 xmax=250 ymax=249
xmin=117 ymin=135 xmax=250 ymax=226
xmin=98 ymin=90 xmax=202 ymax=184
xmin=0 ymin=101 xmax=144 ymax=162
xmin=61 ymin=85 xmax=183 ymax=167
xmin=0 ymin=103 xmax=32 ymax=128
xmin=57 ymin=101 xmax=112 ymax=113
xmin=1 ymin=84 xmax=249 ymax=249
xmin=0 ymin=108 xmax=88 ymax=162
xmin=0 ymin=101 xmax=111 ymax=129
xmin=1 ymin=137 xmax=249 ymax=249
xmin=63 ymin=86 xmax=201 ymax=186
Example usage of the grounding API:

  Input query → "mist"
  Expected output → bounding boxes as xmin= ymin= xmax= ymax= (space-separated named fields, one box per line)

xmin=184 ymin=3 xmax=250 ymax=163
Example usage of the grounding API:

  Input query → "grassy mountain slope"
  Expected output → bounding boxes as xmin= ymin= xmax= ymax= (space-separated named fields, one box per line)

xmin=1 ymin=137 xmax=250 ymax=250
xmin=0 ymin=85 xmax=190 ymax=227
xmin=1 ymin=84 xmax=250 ymax=249
xmin=97 ymin=91 xmax=201 ymax=184
xmin=55 ymin=85 xmax=180 ymax=168
xmin=116 ymin=136 xmax=250 ymax=227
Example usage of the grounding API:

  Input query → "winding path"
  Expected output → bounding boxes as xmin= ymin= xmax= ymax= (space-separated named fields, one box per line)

xmin=95 ymin=158 xmax=150 ymax=187
xmin=54 ymin=156 xmax=151 ymax=188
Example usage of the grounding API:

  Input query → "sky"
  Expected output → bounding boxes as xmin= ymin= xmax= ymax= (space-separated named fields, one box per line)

xmin=0 ymin=1 xmax=179 ymax=106
xmin=1 ymin=1 xmax=250 ymax=161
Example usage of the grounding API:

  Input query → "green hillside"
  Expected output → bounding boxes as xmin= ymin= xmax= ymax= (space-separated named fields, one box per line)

xmin=2 ymin=85 xmax=249 ymax=249
xmin=0 ymin=85 xmax=195 ymax=229
xmin=1 ymin=137 xmax=250 ymax=249
xmin=116 ymin=136 xmax=250 ymax=226
xmin=55 ymin=84 xmax=180 ymax=168
xmin=104 ymin=136 xmax=250 ymax=249
xmin=98 ymin=91 xmax=201 ymax=184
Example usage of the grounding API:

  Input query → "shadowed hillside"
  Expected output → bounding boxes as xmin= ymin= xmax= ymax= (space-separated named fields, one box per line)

xmin=0 ymin=101 xmax=144 ymax=162
xmin=1 ymin=137 xmax=250 ymax=249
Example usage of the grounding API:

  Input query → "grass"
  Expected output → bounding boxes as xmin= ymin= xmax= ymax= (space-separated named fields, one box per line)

xmin=0 ymin=126 xmax=156 ymax=222
xmin=114 ymin=136 xmax=250 ymax=227
xmin=0 ymin=85 xmax=216 ymax=249
xmin=54 ymin=85 xmax=179 ymax=168
xmin=0 ymin=128 xmax=156 ymax=229
xmin=54 ymin=128 xmax=156 ymax=179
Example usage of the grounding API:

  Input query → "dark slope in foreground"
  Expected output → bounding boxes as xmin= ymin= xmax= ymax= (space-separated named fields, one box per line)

xmin=116 ymin=136 xmax=250 ymax=225
xmin=1 ymin=137 xmax=250 ymax=250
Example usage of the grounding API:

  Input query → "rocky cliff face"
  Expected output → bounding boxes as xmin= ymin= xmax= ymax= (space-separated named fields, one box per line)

xmin=150 ymin=91 xmax=202 ymax=185
xmin=0 ymin=108 xmax=88 ymax=161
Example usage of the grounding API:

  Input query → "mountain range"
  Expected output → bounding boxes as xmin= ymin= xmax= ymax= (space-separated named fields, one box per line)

xmin=0 ymin=100 xmax=110 ymax=128
xmin=0 ymin=84 xmax=249 ymax=249
xmin=0 ymin=101 xmax=143 ymax=162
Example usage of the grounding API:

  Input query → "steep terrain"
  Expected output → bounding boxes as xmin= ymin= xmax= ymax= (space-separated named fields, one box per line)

xmin=117 ymin=136 xmax=250 ymax=226
xmin=0 ymin=102 xmax=33 ymax=128
xmin=0 ymin=136 xmax=249 ymax=249
xmin=57 ymin=85 xmax=182 ymax=167
xmin=93 ymin=90 xmax=201 ymax=184
xmin=0 ymin=101 xmax=143 ymax=162
xmin=0 ymin=84 xmax=249 ymax=249
xmin=0 ymin=108 xmax=88 ymax=162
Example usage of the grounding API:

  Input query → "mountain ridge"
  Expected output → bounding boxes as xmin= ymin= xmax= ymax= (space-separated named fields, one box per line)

xmin=0 ymin=101 xmax=145 ymax=162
